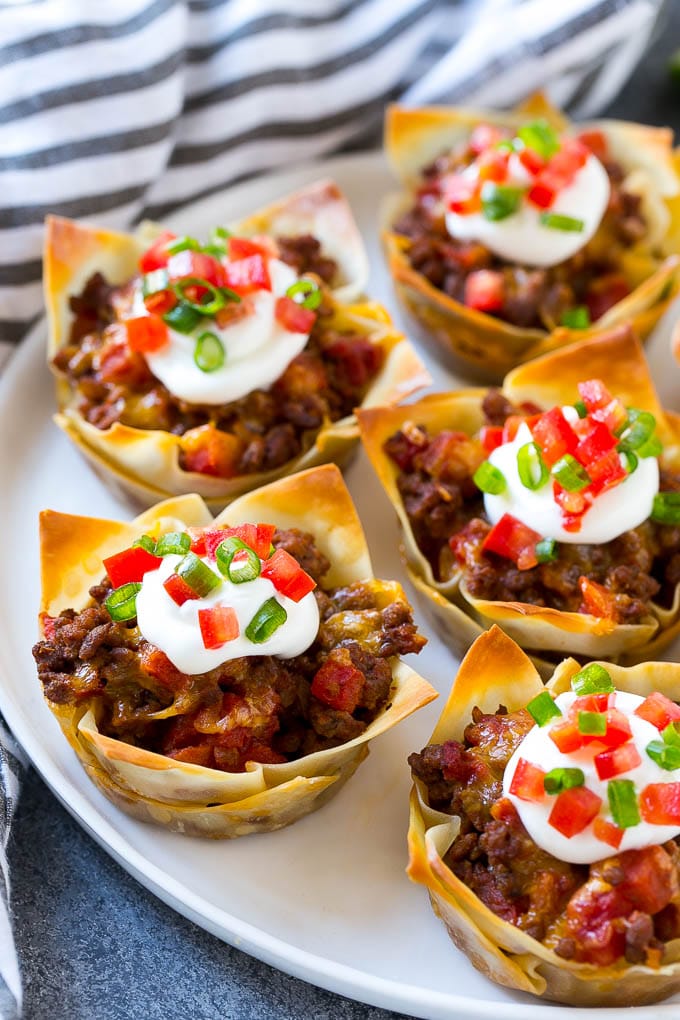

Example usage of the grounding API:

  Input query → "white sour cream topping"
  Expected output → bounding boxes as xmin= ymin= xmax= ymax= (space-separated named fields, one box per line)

xmin=504 ymin=690 xmax=680 ymax=864
xmin=445 ymin=152 xmax=610 ymax=267
xmin=135 ymin=553 xmax=319 ymax=674
xmin=130 ymin=258 xmax=311 ymax=405
xmin=484 ymin=409 xmax=659 ymax=544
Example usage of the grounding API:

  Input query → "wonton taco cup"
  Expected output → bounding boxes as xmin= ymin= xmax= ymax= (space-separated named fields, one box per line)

xmin=33 ymin=464 xmax=436 ymax=838
xmin=408 ymin=625 xmax=680 ymax=1006
xmin=45 ymin=180 xmax=429 ymax=510
xmin=359 ymin=326 xmax=680 ymax=674
xmin=383 ymin=92 xmax=680 ymax=381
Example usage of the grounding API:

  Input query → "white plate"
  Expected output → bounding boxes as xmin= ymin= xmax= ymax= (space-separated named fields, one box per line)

xmin=2 ymin=152 xmax=679 ymax=1020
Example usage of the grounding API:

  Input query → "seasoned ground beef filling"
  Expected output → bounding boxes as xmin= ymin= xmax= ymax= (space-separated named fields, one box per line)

xmin=33 ymin=528 xmax=425 ymax=772
xmin=53 ymin=234 xmax=383 ymax=478
xmin=394 ymin=144 xmax=646 ymax=330
xmin=384 ymin=391 xmax=680 ymax=625
xmin=409 ymin=708 xmax=680 ymax=966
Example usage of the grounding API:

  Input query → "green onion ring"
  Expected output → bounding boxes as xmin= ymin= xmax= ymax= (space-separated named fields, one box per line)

xmin=517 ymin=442 xmax=548 ymax=490
xmin=473 ymin=460 xmax=507 ymax=494
xmin=132 ymin=534 xmax=157 ymax=554
xmin=535 ymin=538 xmax=558 ymax=563
xmin=176 ymin=552 xmax=222 ymax=597
xmin=215 ymin=536 xmax=258 ymax=580
xmin=194 ymin=331 xmax=225 ymax=373
xmin=163 ymin=302 xmax=202 ymax=334
xmin=616 ymin=409 xmax=656 ymax=452
xmin=544 ymin=767 xmax=585 ymax=794
xmin=578 ymin=711 xmax=607 ymax=736
xmin=526 ymin=690 xmax=562 ymax=727
xmin=571 ymin=663 xmax=615 ymax=696
xmin=551 ymin=454 xmax=590 ymax=492
xmin=619 ymin=449 xmax=638 ymax=475
xmin=155 ymin=532 xmax=191 ymax=556
xmin=166 ymin=236 xmax=201 ymax=255
xmin=540 ymin=212 xmax=585 ymax=232
xmin=245 ymin=597 xmax=287 ymax=643
xmin=607 ymin=778 xmax=640 ymax=829
xmin=285 ymin=279 xmax=322 ymax=310
xmin=172 ymin=277 xmax=226 ymax=316
xmin=105 ymin=582 xmax=142 ymax=622
xmin=651 ymin=492 xmax=680 ymax=525
xmin=645 ymin=739 xmax=680 ymax=771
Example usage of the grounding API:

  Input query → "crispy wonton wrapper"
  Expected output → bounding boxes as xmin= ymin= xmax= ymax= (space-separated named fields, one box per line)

xmin=45 ymin=180 xmax=430 ymax=509
xmin=383 ymin=93 xmax=680 ymax=381
xmin=408 ymin=625 xmax=680 ymax=1006
xmin=38 ymin=465 xmax=437 ymax=838
xmin=359 ymin=326 xmax=680 ymax=674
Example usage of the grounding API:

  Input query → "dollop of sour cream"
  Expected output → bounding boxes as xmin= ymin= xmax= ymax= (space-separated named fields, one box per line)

xmin=445 ymin=152 xmax=610 ymax=267
xmin=484 ymin=409 xmax=659 ymax=544
xmin=504 ymin=690 xmax=680 ymax=864
xmin=135 ymin=553 xmax=319 ymax=675
xmin=130 ymin=258 xmax=311 ymax=405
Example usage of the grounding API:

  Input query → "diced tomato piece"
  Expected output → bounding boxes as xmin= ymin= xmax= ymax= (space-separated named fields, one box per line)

xmin=223 ymin=253 xmax=271 ymax=294
xmin=549 ymin=786 xmax=602 ymax=838
xmin=577 ymin=129 xmax=609 ymax=161
xmin=640 ymin=783 xmax=680 ymax=825
xmin=139 ymin=646 xmax=187 ymax=691
xmin=203 ymin=523 xmax=276 ymax=560
xmin=579 ymin=576 xmax=617 ymax=620
xmin=585 ymin=275 xmax=630 ymax=321
xmin=324 ymin=336 xmax=383 ymax=389
xmin=577 ymin=379 xmax=627 ymax=433
xmin=617 ymin=845 xmax=675 ymax=913
xmin=477 ymin=148 xmax=509 ymax=182
xmin=228 ymin=236 xmax=269 ymax=260
xmin=139 ymin=231 xmax=176 ymax=273
xmin=188 ymin=528 xmax=207 ymax=556
xmin=180 ymin=425 xmax=244 ymax=479
xmin=501 ymin=414 xmax=525 ymax=444
xmin=593 ymin=817 xmax=623 ymax=849
xmin=550 ymin=718 xmax=585 ymax=754
xmin=547 ymin=138 xmax=588 ymax=179
xmin=527 ymin=174 xmax=560 ymax=209
xmin=163 ymin=573 xmax=199 ymax=606
xmin=482 ymin=513 xmax=542 ymax=570
xmin=469 ymin=123 xmax=503 ymax=154
xmin=531 ymin=407 xmax=578 ymax=466
xmin=575 ymin=419 xmax=617 ymax=465
xmin=167 ymin=250 xmax=227 ymax=288
xmin=103 ymin=545 xmax=162 ymax=587
xmin=586 ymin=448 xmax=626 ymax=496
xmin=198 ymin=605 xmax=239 ymax=649
xmin=601 ymin=707 xmax=632 ymax=748
xmin=480 ymin=425 xmax=504 ymax=453
xmin=274 ymin=295 xmax=316 ymax=333
xmin=143 ymin=289 xmax=177 ymax=316
xmin=125 ymin=314 xmax=169 ymax=354
xmin=261 ymin=548 xmax=316 ymax=602
xmin=444 ymin=174 xmax=481 ymax=215
xmin=464 ymin=269 xmax=504 ymax=312
xmin=416 ymin=430 xmax=481 ymax=481
xmin=573 ymin=693 xmax=614 ymax=714
xmin=635 ymin=692 xmax=680 ymax=730
xmin=509 ymin=758 xmax=546 ymax=802
xmin=553 ymin=483 xmax=588 ymax=523
xmin=167 ymin=745 xmax=213 ymax=766
xmin=595 ymin=741 xmax=641 ymax=780
xmin=518 ymin=147 xmax=545 ymax=176
xmin=310 ymin=647 xmax=365 ymax=713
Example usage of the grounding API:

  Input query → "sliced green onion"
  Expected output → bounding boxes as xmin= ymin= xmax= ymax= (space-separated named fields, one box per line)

xmin=607 ymin=778 xmax=640 ymax=829
xmin=105 ymin=582 xmax=142 ymax=622
xmin=544 ymin=767 xmax=585 ymax=794
xmin=212 ymin=226 xmax=231 ymax=241
xmin=535 ymin=538 xmax=558 ymax=563
xmin=285 ymin=278 xmax=322 ymax=310
xmin=645 ymin=739 xmax=680 ymax=771
xmin=651 ymin=492 xmax=680 ymax=525
xmin=173 ymin=276 xmax=226 ymax=316
xmin=473 ymin=460 xmax=506 ymax=494
xmin=517 ymin=442 xmax=548 ymax=490
xmin=616 ymin=409 xmax=656 ymax=453
xmin=481 ymin=182 xmax=524 ymax=221
xmin=619 ymin=449 xmax=638 ymax=475
xmin=516 ymin=119 xmax=560 ymax=159
xmin=132 ymin=534 xmax=156 ymax=554
xmin=201 ymin=244 xmax=227 ymax=259
xmin=662 ymin=722 xmax=680 ymax=747
xmin=141 ymin=269 xmax=170 ymax=298
xmin=201 ymin=226 xmax=232 ymax=258
xmin=560 ymin=307 xmax=591 ymax=330
xmin=495 ymin=139 xmax=516 ymax=152
xmin=163 ymin=301 xmax=202 ymax=334
xmin=578 ymin=710 xmax=607 ymax=735
xmin=176 ymin=552 xmax=221 ymax=597
xmin=573 ymin=399 xmax=587 ymax=419
xmin=245 ymin=597 xmax=287 ymax=643
xmin=155 ymin=532 xmax=191 ymax=556
xmin=215 ymin=536 xmax=260 ymax=583
xmin=194 ymin=331 xmax=225 ymax=373
xmin=571 ymin=663 xmax=615 ymax=696
xmin=551 ymin=454 xmax=590 ymax=492
xmin=166 ymin=235 xmax=201 ymax=255
xmin=540 ymin=212 xmax=585 ymax=232
xmin=637 ymin=435 xmax=663 ymax=459
xmin=220 ymin=286 xmax=241 ymax=304
xmin=526 ymin=690 xmax=562 ymax=727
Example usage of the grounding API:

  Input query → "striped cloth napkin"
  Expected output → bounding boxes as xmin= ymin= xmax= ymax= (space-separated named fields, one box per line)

xmin=0 ymin=0 xmax=666 ymax=1015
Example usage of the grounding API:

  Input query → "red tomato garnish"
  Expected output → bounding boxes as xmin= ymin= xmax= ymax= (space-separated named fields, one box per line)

xmin=549 ymin=786 xmax=602 ymax=838
xmin=480 ymin=425 xmax=504 ymax=453
xmin=198 ymin=605 xmax=239 ymax=649
xmin=531 ymin=407 xmax=578 ymax=466
xmin=143 ymin=289 xmax=177 ymax=316
xmin=139 ymin=231 xmax=176 ymax=273
xmin=518 ymin=147 xmax=545 ymax=176
xmin=274 ymin=295 xmax=316 ymax=333
xmin=501 ymin=414 xmax=525 ymax=444
xmin=579 ymin=576 xmax=617 ymax=620
xmin=553 ymin=483 xmax=588 ymax=521
xmin=482 ymin=513 xmax=542 ymax=570
xmin=574 ymin=419 xmax=617 ymax=464
xmin=103 ymin=546 xmax=162 ymax=587
xmin=527 ymin=175 xmax=558 ymax=209
xmin=477 ymin=148 xmax=509 ymax=183
xmin=639 ymin=783 xmax=680 ymax=825
xmin=163 ymin=573 xmax=199 ymax=606
xmin=634 ymin=691 xmax=680 ymax=730
xmin=167 ymin=250 xmax=227 ymax=288
xmin=202 ymin=523 xmax=276 ymax=561
xmin=311 ymin=648 xmax=365 ymax=713
xmin=573 ymin=693 xmax=614 ymax=714
xmin=223 ymin=253 xmax=271 ymax=294
xmin=180 ymin=425 xmax=243 ymax=479
xmin=228 ymin=236 xmax=269 ymax=260
xmin=509 ymin=758 xmax=546 ymax=802
xmin=125 ymin=314 xmax=169 ymax=354
xmin=444 ymin=174 xmax=482 ymax=215
xmin=600 ymin=707 xmax=633 ymax=748
xmin=550 ymin=718 xmax=585 ymax=754
xmin=593 ymin=817 xmax=623 ymax=849
xmin=261 ymin=548 xmax=316 ymax=602
xmin=167 ymin=745 xmax=213 ymax=766
xmin=464 ymin=269 xmax=504 ymax=312
xmin=617 ymin=845 xmax=675 ymax=913
xmin=547 ymin=138 xmax=588 ymax=179
xmin=586 ymin=448 xmax=626 ymax=496
xmin=595 ymin=741 xmax=641 ymax=781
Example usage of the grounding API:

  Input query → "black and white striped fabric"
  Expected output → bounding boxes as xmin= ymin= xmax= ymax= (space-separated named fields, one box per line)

xmin=0 ymin=0 xmax=666 ymax=1015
